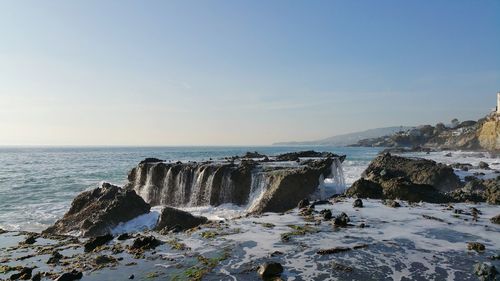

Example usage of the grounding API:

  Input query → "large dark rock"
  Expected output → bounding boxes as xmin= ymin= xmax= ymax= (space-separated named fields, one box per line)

xmin=44 ymin=183 xmax=150 ymax=237
xmin=491 ymin=214 xmax=500 ymax=224
xmin=155 ymin=207 xmax=208 ymax=232
xmin=346 ymin=154 xmax=460 ymax=203
xmin=483 ymin=178 xmax=500 ymax=204
xmin=380 ymin=177 xmax=449 ymax=203
xmin=257 ymin=262 xmax=283 ymax=278
xmin=275 ymin=150 xmax=345 ymax=162
xmin=130 ymin=235 xmax=162 ymax=250
xmin=362 ymin=153 xmax=461 ymax=192
xmin=345 ymin=178 xmax=383 ymax=199
xmin=127 ymin=155 xmax=341 ymax=214
xmin=248 ymin=158 xmax=335 ymax=213
xmin=242 ymin=151 xmax=267 ymax=158
xmin=474 ymin=262 xmax=498 ymax=281
xmin=54 ymin=270 xmax=83 ymax=281
xmin=448 ymin=178 xmax=499 ymax=204
xmin=84 ymin=234 xmax=113 ymax=252
xmin=9 ymin=267 xmax=32 ymax=280
xmin=139 ymin=158 xmax=164 ymax=164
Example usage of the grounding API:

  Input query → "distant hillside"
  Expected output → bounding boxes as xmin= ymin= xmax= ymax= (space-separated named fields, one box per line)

xmin=348 ymin=114 xmax=498 ymax=151
xmin=273 ymin=126 xmax=413 ymax=146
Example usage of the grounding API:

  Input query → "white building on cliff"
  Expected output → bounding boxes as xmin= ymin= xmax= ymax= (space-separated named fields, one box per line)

xmin=497 ymin=92 xmax=500 ymax=115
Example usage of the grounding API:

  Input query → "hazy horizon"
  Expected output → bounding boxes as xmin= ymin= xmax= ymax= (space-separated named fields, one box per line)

xmin=1 ymin=1 xmax=499 ymax=146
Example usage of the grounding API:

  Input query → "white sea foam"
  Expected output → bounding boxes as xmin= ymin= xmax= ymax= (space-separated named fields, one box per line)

xmin=180 ymin=204 xmax=247 ymax=220
xmin=174 ymin=198 xmax=500 ymax=280
xmin=111 ymin=206 xmax=162 ymax=235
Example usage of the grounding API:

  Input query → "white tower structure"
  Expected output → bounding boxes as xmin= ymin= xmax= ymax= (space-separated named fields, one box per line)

xmin=497 ymin=92 xmax=500 ymax=115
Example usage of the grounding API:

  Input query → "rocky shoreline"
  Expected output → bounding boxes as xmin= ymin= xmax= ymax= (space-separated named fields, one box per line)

xmin=349 ymin=112 xmax=500 ymax=153
xmin=1 ymin=150 xmax=499 ymax=280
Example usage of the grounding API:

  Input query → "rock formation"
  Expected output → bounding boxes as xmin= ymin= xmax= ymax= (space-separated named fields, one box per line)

xmin=346 ymin=153 xmax=461 ymax=203
xmin=478 ymin=116 xmax=500 ymax=151
xmin=361 ymin=153 xmax=460 ymax=192
xmin=350 ymin=114 xmax=500 ymax=152
xmin=44 ymin=183 xmax=150 ymax=237
xmin=448 ymin=177 xmax=499 ymax=204
xmin=125 ymin=151 xmax=345 ymax=213
xmin=155 ymin=206 xmax=208 ymax=232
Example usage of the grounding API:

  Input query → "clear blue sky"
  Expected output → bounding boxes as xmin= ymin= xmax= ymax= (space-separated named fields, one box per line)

xmin=0 ymin=0 xmax=499 ymax=145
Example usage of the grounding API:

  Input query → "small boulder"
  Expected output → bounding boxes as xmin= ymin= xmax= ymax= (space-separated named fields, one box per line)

xmin=117 ymin=233 xmax=131 ymax=241
xmin=242 ymin=151 xmax=267 ymax=158
xmin=22 ymin=235 xmax=37 ymax=245
xmin=320 ymin=209 xmax=332 ymax=220
xmin=297 ymin=198 xmax=310 ymax=209
xmin=155 ymin=207 xmax=208 ymax=233
xmin=54 ymin=270 xmax=83 ymax=281
xmin=257 ymin=262 xmax=284 ymax=279
xmin=334 ymin=212 xmax=349 ymax=227
xmin=84 ymin=234 xmax=113 ymax=252
xmin=31 ymin=272 xmax=41 ymax=281
xmin=47 ymin=251 xmax=63 ymax=264
xmin=317 ymin=246 xmax=352 ymax=255
xmin=384 ymin=200 xmax=401 ymax=208
xmin=9 ymin=267 xmax=32 ymax=280
xmin=95 ymin=255 xmax=117 ymax=265
xmin=353 ymin=198 xmax=363 ymax=208
xmin=467 ymin=242 xmax=486 ymax=252
xmin=474 ymin=262 xmax=498 ymax=281
xmin=491 ymin=214 xmax=500 ymax=224
xmin=139 ymin=158 xmax=164 ymax=164
xmin=130 ymin=235 xmax=162 ymax=250
xmin=479 ymin=161 xmax=490 ymax=169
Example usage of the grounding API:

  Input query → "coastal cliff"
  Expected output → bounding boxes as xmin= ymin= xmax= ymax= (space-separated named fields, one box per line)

xmin=478 ymin=117 xmax=500 ymax=151
xmin=351 ymin=112 xmax=500 ymax=152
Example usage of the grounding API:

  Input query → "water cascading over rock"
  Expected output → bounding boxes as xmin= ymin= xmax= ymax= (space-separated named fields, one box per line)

xmin=125 ymin=153 xmax=346 ymax=213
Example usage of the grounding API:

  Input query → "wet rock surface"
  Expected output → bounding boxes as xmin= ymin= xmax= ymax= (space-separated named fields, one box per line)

xmin=130 ymin=235 xmax=162 ymax=251
xmin=84 ymin=234 xmax=113 ymax=252
xmin=0 ymin=198 xmax=499 ymax=281
xmin=43 ymin=183 xmax=150 ymax=237
xmin=491 ymin=214 xmax=500 ymax=224
xmin=155 ymin=206 xmax=208 ymax=233
xmin=353 ymin=198 xmax=363 ymax=208
xmin=448 ymin=178 xmax=500 ymax=205
xmin=474 ymin=262 xmax=498 ymax=281
xmin=274 ymin=150 xmax=344 ymax=162
xmin=347 ymin=153 xmax=467 ymax=203
xmin=54 ymin=270 xmax=83 ymax=281
xmin=127 ymin=153 xmax=341 ymax=214
xmin=257 ymin=262 xmax=283 ymax=279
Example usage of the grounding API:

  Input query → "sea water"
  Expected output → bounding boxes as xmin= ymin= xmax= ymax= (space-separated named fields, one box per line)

xmin=0 ymin=146 xmax=379 ymax=231
xmin=0 ymin=146 xmax=497 ymax=232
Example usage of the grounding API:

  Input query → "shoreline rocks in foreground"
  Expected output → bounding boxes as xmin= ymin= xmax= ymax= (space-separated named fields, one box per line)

xmin=155 ymin=207 xmax=208 ymax=233
xmin=44 ymin=151 xmax=346 ymax=237
xmin=43 ymin=183 xmax=150 ymax=237
xmin=347 ymin=153 xmax=499 ymax=205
